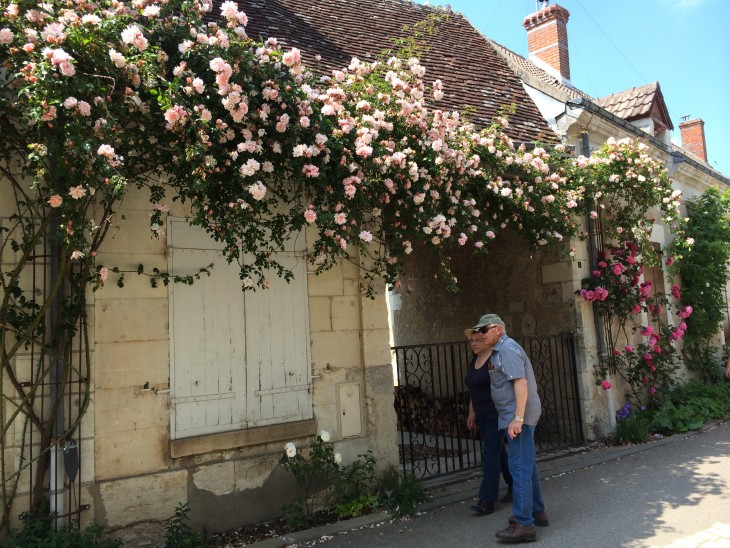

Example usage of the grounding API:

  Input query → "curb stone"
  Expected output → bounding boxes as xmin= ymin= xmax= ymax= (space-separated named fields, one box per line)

xmin=246 ymin=510 xmax=393 ymax=547
xmin=246 ymin=418 xmax=728 ymax=547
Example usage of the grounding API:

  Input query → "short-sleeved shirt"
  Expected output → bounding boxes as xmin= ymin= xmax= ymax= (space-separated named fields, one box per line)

xmin=488 ymin=334 xmax=542 ymax=430
xmin=464 ymin=355 xmax=497 ymax=416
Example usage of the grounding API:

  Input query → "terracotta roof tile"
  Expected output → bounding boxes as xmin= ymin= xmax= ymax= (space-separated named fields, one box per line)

xmin=223 ymin=0 xmax=558 ymax=143
xmin=595 ymin=82 xmax=656 ymax=118
xmin=595 ymin=82 xmax=673 ymax=130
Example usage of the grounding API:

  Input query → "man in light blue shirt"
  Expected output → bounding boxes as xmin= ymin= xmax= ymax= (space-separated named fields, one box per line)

xmin=467 ymin=313 xmax=548 ymax=543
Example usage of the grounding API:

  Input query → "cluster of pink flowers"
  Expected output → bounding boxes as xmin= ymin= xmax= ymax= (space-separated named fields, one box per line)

xmin=669 ymin=322 xmax=688 ymax=342
xmin=45 ymin=47 xmax=76 ymax=76
xmin=677 ymin=305 xmax=693 ymax=319
xmin=0 ymin=0 xmax=684 ymax=291
xmin=113 ymin=2 xmax=598 ymax=287
xmin=580 ymin=286 xmax=609 ymax=302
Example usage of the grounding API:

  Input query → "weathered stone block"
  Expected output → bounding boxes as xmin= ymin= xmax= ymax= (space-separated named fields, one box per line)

xmin=542 ymin=261 xmax=573 ymax=284
xmin=313 ymin=402 xmax=338 ymax=435
xmin=94 ymin=426 xmax=170 ymax=479
xmin=97 ymin=469 xmax=187 ymax=527
xmin=362 ymin=328 xmax=391 ymax=366
xmin=331 ymin=296 xmax=360 ymax=331
xmin=361 ymin=293 xmax=389 ymax=330
xmin=94 ymin=340 xmax=169 ymax=388
xmin=94 ymin=389 xmax=168 ymax=434
xmin=233 ymin=455 xmax=278 ymax=491
xmin=95 ymin=298 xmax=168 ymax=343
xmin=78 ymin=438 xmax=96 ymax=484
xmin=312 ymin=379 xmax=338 ymax=407
xmin=308 ymin=296 xmax=332 ymax=332
xmin=341 ymin=255 xmax=362 ymax=280
xmin=307 ymin=266 xmax=344 ymax=296
xmin=98 ymin=209 xmax=166 ymax=255
xmin=189 ymin=463 xmax=297 ymax=532
xmin=343 ymin=278 xmax=362 ymax=296
xmin=93 ymin=252 xmax=168 ymax=301
xmin=310 ymin=331 xmax=361 ymax=369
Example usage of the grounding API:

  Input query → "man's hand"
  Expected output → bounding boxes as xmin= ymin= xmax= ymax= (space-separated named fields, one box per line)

xmin=510 ymin=378 xmax=528 ymax=438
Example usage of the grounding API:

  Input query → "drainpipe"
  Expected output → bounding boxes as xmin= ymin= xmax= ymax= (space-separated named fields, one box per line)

xmin=581 ymin=133 xmax=616 ymax=428
xmin=48 ymin=211 xmax=65 ymax=527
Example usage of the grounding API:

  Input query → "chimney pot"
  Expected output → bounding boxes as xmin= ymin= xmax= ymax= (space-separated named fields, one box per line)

xmin=523 ymin=3 xmax=571 ymax=81
xmin=679 ymin=118 xmax=708 ymax=163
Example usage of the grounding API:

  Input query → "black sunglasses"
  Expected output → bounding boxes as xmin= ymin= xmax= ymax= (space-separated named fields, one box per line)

xmin=472 ymin=325 xmax=499 ymax=335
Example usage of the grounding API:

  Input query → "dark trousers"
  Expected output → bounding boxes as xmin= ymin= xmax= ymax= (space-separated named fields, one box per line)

xmin=476 ymin=411 xmax=512 ymax=502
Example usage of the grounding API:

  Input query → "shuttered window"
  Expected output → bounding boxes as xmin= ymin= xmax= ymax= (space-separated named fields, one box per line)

xmin=167 ymin=219 xmax=312 ymax=440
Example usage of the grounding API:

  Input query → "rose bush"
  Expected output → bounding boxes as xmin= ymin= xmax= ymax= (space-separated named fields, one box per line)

xmin=0 ymin=0 xmax=684 ymax=529
xmin=666 ymin=186 xmax=730 ymax=379
xmin=580 ymin=240 xmax=692 ymax=407
xmin=1 ymin=2 xmax=681 ymax=295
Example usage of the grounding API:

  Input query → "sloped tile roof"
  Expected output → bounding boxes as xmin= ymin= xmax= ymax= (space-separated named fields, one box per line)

xmin=225 ymin=0 xmax=558 ymax=143
xmin=486 ymin=39 xmax=681 ymax=138
xmin=595 ymin=82 xmax=674 ymax=130
xmin=487 ymin=40 xmax=593 ymax=102
xmin=485 ymin=42 xmax=714 ymax=174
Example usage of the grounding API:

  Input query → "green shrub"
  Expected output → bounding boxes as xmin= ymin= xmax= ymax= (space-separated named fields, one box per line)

xmin=614 ymin=379 xmax=730 ymax=443
xmin=280 ymin=498 xmax=307 ymax=528
xmin=614 ymin=412 xmax=651 ymax=444
xmin=377 ymin=465 xmax=430 ymax=518
xmin=334 ymin=450 xmax=377 ymax=518
xmin=280 ymin=435 xmax=432 ymax=523
xmin=667 ymin=187 xmax=730 ymax=379
xmin=164 ymin=502 xmax=203 ymax=548
xmin=279 ymin=432 xmax=340 ymax=522
xmin=651 ymin=400 xmax=703 ymax=433
xmin=335 ymin=494 xmax=379 ymax=519
xmin=650 ymin=379 xmax=730 ymax=434
xmin=665 ymin=379 xmax=730 ymax=412
xmin=682 ymin=342 xmax=723 ymax=382
xmin=3 ymin=513 xmax=123 ymax=547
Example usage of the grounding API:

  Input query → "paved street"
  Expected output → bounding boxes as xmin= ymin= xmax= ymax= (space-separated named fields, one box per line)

xmin=267 ymin=421 xmax=730 ymax=548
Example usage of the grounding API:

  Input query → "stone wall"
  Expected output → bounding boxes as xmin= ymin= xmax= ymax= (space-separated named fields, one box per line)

xmin=390 ymin=230 xmax=578 ymax=346
xmin=90 ymin=192 xmax=397 ymax=536
xmin=1 ymin=183 xmax=397 ymax=538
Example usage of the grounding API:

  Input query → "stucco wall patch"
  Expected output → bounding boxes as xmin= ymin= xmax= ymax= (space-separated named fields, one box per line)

xmin=192 ymin=461 xmax=235 ymax=495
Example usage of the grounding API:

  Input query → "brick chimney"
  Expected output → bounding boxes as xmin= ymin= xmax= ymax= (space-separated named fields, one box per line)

xmin=523 ymin=3 xmax=571 ymax=81
xmin=679 ymin=118 xmax=708 ymax=162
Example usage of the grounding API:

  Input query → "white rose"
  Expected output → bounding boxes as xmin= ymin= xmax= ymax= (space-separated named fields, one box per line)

xmin=319 ymin=430 xmax=331 ymax=442
xmin=334 ymin=452 xmax=342 ymax=464
xmin=285 ymin=442 xmax=296 ymax=458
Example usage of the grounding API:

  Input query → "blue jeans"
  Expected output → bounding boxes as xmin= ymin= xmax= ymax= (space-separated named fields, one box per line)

xmin=476 ymin=411 xmax=510 ymax=502
xmin=508 ymin=424 xmax=545 ymax=526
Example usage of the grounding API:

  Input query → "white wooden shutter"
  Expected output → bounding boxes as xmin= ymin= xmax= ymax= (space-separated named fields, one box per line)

xmin=168 ymin=219 xmax=311 ymax=439
xmin=245 ymin=251 xmax=312 ymax=427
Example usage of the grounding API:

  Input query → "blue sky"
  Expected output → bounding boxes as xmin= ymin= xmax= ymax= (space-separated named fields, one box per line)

xmin=417 ymin=0 xmax=730 ymax=178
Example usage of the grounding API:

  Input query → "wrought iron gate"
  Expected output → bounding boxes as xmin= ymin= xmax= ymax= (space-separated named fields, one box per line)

xmin=393 ymin=333 xmax=584 ymax=479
